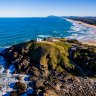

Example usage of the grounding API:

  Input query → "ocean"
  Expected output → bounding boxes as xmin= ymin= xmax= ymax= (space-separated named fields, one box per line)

xmin=0 ymin=17 xmax=96 ymax=47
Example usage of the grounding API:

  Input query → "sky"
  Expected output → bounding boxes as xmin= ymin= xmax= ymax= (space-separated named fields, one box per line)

xmin=0 ymin=0 xmax=96 ymax=17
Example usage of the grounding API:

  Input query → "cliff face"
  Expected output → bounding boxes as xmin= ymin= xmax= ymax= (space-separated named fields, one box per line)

xmin=3 ymin=39 xmax=96 ymax=76
xmin=2 ymin=39 xmax=96 ymax=96
xmin=3 ymin=40 xmax=74 ymax=75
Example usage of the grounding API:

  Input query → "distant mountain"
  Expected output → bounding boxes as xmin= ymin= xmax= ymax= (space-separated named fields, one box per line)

xmin=47 ymin=15 xmax=61 ymax=18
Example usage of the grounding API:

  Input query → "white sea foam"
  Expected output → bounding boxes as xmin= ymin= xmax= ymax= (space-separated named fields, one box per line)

xmin=67 ymin=19 xmax=96 ymax=42
xmin=53 ymin=31 xmax=59 ymax=33
xmin=37 ymin=35 xmax=52 ymax=38
xmin=0 ymin=46 xmax=10 ymax=49
xmin=0 ymin=48 xmax=34 ymax=95
xmin=72 ymin=33 xmax=78 ymax=37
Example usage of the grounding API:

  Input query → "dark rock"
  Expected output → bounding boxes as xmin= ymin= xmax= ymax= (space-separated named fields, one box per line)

xmin=2 ymin=38 xmax=96 ymax=96
xmin=10 ymin=91 xmax=18 ymax=96
xmin=14 ymin=82 xmax=27 ymax=94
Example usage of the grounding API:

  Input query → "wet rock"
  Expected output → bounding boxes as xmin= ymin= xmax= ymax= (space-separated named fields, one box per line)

xmin=10 ymin=91 xmax=18 ymax=96
xmin=14 ymin=82 xmax=27 ymax=94
xmin=1 ymin=38 xmax=96 ymax=96
xmin=16 ymin=75 xmax=23 ymax=81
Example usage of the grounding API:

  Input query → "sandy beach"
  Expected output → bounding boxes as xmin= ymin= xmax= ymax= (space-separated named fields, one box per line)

xmin=67 ymin=19 xmax=96 ymax=29
xmin=81 ymin=41 xmax=96 ymax=46
xmin=66 ymin=19 xmax=96 ymax=46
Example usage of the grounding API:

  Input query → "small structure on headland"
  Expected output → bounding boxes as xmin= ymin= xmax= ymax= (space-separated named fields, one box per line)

xmin=36 ymin=37 xmax=59 ymax=42
xmin=36 ymin=38 xmax=43 ymax=42
xmin=43 ymin=37 xmax=59 ymax=42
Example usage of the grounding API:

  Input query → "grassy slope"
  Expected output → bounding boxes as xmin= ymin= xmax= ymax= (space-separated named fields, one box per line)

xmin=3 ymin=40 xmax=75 ymax=74
xmin=29 ymin=41 xmax=74 ymax=72
xmin=3 ymin=38 xmax=96 ymax=76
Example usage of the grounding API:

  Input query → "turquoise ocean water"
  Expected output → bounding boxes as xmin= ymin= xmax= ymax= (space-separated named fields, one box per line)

xmin=0 ymin=17 xmax=96 ymax=47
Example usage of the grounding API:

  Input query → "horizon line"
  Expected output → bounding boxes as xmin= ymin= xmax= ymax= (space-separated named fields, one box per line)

xmin=0 ymin=16 xmax=96 ymax=18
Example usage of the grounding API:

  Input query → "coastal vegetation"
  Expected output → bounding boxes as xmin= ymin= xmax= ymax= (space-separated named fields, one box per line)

xmin=3 ymin=39 xmax=74 ymax=75
xmin=70 ymin=44 xmax=96 ymax=76
xmin=1 ymin=38 xmax=96 ymax=96
xmin=2 ymin=38 xmax=96 ymax=76
xmin=68 ymin=17 xmax=96 ymax=26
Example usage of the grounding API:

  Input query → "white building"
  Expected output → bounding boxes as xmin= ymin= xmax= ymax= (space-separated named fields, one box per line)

xmin=36 ymin=38 xmax=42 ymax=42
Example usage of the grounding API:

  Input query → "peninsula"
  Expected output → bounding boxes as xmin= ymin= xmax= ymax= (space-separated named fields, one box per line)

xmin=1 ymin=38 xmax=96 ymax=96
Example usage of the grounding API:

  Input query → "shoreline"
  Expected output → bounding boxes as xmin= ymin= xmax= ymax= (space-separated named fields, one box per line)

xmin=66 ymin=18 xmax=96 ymax=29
xmin=80 ymin=41 xmax=96 ymax=46
xmin=66 ymin=18 xmax=96 ymax=46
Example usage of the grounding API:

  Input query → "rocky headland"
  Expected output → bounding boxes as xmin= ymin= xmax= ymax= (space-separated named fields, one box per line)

xmin=1 ymin=38 xmax=96 ymax=96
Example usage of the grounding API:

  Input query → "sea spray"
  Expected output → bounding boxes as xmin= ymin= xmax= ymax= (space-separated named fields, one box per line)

xmin=0 ymin=48 xmax=33 ymax=95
